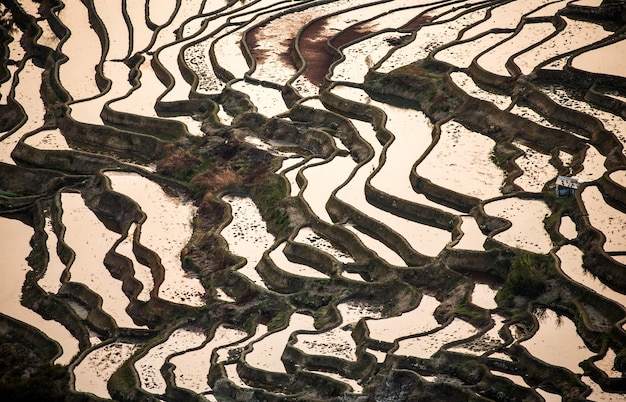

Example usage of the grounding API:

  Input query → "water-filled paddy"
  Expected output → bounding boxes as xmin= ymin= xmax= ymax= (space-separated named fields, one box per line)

xmin=2 ymin=0 xmax=626 ymax=399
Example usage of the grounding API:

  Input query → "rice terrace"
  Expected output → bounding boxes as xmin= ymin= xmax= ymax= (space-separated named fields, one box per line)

xmin=1 ymin=0 xmax=626 ymax=400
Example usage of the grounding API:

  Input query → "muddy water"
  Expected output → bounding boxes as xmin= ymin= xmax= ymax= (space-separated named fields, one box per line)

xmin=106 ymin=172 xmax=206 ymax=306
xmin=396 ymin=318 xmax=477 ymax=358
xmin=434 ymin=32 xmax=509 ymax=68
xmin=294 ymin=226 xmax=354 ymax=263
xmin=73 ymin=341 xmax=140 ymax=398
xmin=37 ymin=216 xmax=66 ymax=294
xmin=513 ymin=142 xmax=558 ymax=192
xmin=461 ymin=0 xmax=555 ymax=40
xmin=295 ymin=302 xmax=381 ymax=361
xmin=484 ymin=198 xmax=553 ymax=253
xmin=415 ymin=119 xmax=504 ymax=199
xmin=0 ymin=216 xmax=79 ymax=365
xmin=135 ymin=327 xmax=206 ymax=395
xmin=581 ymin=186 xmax=626 ymax=252
xmin=93 ymin=0 xmax=129 ymax=60
xmin=57 ymin=0 xmax=102 ymax=101
xmin=342 ymin=222 xmax=407 ymax=266
xmin=521 ymin=308 xmax=595 ymax=373
xmin=69 ymin=61 xmax=132 ymax=125
xmin=366 ymin=295 xmax=440 ymax=343
xmin=476 ymin=22 xmax=555 ymax=76
xmin=1 ymin=60 xmax=44 ymax=164
xmin=377 ymin=6 xmax=488 ymax=73
xmin=449 ymin=72 xmax=511 ymax=110
xmin=61 ymin=192 xmax=144 ymax=329
xmin=301 ymin=154 xmax=356 ymax=223
xmin=558 ymin=245 xmax=626 ymax=311
xmin=454 ymin=216 xmax=487 ymax=250
xmin=171 ymin=325 xmax=249 ymax=393
xmin=221 ymin=195 xmax=275 ymax=288
xmin=269 ymin=242 xmax=330 ymax=279
xmin=515 ymin=18 xmax=610 ymax=75
xmin=115 ymin=223 xmax=153 ymax=302
xmin=24 ymin=128 xmax=70 ymax=151
xmin=246 ymin=313 xmax=315 ymax=372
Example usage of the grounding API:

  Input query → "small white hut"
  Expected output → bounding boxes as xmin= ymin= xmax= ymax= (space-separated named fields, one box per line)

xmin=556 ymin=176 xmax=581 ymax=197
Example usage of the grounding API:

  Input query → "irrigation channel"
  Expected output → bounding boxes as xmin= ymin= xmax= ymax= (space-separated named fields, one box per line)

xmin=1 ymin=0 xmax=626 ymax=400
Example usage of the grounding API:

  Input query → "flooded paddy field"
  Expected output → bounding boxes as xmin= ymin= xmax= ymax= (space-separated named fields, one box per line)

xmin=1 ymin=0 xmax=626 ymax=400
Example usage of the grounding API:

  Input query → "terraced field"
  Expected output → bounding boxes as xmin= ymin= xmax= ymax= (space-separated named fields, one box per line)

xmin=1 ymin=0 xmax=626 ymax=400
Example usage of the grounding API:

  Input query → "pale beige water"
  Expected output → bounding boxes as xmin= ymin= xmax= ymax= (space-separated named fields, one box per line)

xmin=395 ymin=318 xmax=477 ymax=358
xmin=36 ymin=18 xmax=60 ymax=49
xmin=302 ymin=154 xmax=357 ymax=223
xmin=471 ymin=283 xmax=498 ymax=310
xmin=377 ymin=8 xmax=488 ymax=73
xmin=369 ymin=106 xmax=433 ymax=198
xmin=448 ymin=314 xmax=506 ymax=355
xmin=246 ymin=313 xmax=315 ymax=373
xmin=231 ymin=81 xmax=287 ymax=117
xmin=415 ymin=120 xmax=504 ymax=199
xmin=581 ymin=186 xmax=626 ymax=252
xmin=61 ymin=192 xmax=144 ymax=328
xmin=147 ymin=0 xmax=177 ymax=27
xmin=115 ymin=223 xmax=153 ymax=302
xmin=454 ymin=216 xmax=487 ymax=251
xmin=514 ymin=18 xmax=611 ymax=75
xmin=434 ymin=32 xmax=509 ymax=68
xmin=1 ymin=61 xmax=44 ymax=165
xmin=0 ymin=65 xmax=17 ymax=105
xmin=135 ymin=327 xmax=206 ymax=395
xmin=581 ymin=376 xmax=624 ymax=402
xmin=295 ymin=301 xmax=381 ymax=361
xmin=366 ymin=295 xmax=440 ymax=343
xmin=24 ymin=128 xmax=70 ymax=151
xmin=449 ymin=72 xmax=511 ymax=110
xmin=284 ymin=157 xmax=321 ymax=197
xmin=509 ymin=105 xmax=563 ymax=130
xmin=106 ymin=172 xmax=206 ymax=306
xmin=221 ymin=195 xmax=275 ymax=288
xmin=609 ymin=170 xmax=626 ymax=188
xmin=73 ymin=341 xmax=140 ymax=398
xmin=294 ymin=226 xmax=354 ymax=263
xmin=484 ymin=198 xmax=553 ymax=253
xmin=93 ymin=0 xmax=129 ymax=60
xmin=576 ymin=145 xmax=607 ymax=182
xmin=559 ymin=216 xmax=577 ymax=240
xmin=0 ymin=216 xmax=79 ymax=365
xmin=110 ymin=56 xmax=202 ymax=135
xmin=476 ymin=22 xmax=555 ymax=76
xmin=572 ymin=40 xmax=626 ymax=80
xmin=342 ymin=222 xmax=407 ymax=266
xmin=546 ymin=86 xmax=626 ymax=158
xmin=593 ymin=348 xmax=623 ymax=379
xmin=269 ymin=242 xmax=330 ymax=279
xmin=125 ymin=0 xmax=155 ymax=54
xmin=331 ymin=31 xmax=405 ymax=83
xmin=69 ymin=61 xmax=132 ymax=125
xmin=57 ymin=0 xmax=102 ymax=101
xmin=512 ymin=142 xmax=557 ymax=192
xmin=171 ymin=325 xmax=249 ymax=393
xmin=461 ymin=0 xmax=556 ymax=39
xmin=520 ymin=308 xmax=594 ymax=373
xmin=37 ymin=216 xmax=66 ymax=294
